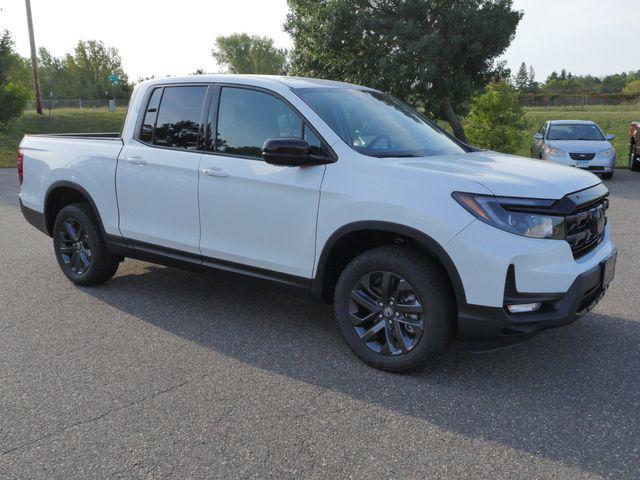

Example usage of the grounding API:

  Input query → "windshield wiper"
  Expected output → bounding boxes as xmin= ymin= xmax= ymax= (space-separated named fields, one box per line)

xmin=370 ymin=153 xmax=421 ymax=158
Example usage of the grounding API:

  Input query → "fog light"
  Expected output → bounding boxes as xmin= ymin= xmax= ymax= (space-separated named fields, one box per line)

xmin=507 ymin=302 xmax=542 ymax=314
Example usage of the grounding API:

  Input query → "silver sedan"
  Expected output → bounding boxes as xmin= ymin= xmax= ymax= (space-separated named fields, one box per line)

xmin=531 ymin=120 xmax=616 ymax=179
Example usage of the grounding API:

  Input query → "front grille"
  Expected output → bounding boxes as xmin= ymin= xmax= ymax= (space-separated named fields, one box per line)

xmin=565 ymin=197 xmax=608 ymax=258
xmin=570 ymin=152 xmax=596 ymax=161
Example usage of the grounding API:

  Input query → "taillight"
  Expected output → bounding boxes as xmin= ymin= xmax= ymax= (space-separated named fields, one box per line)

xmin=17 ymin=149 xmax=24 ymax=185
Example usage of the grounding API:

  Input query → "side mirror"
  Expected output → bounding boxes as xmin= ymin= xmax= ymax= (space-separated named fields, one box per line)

xmin=534 ymin=133 xmax=544 ymax=140
xmin=606 ymin=133 xmax=616 ymax=141
xmin=262 ymin=138 xmax=332 ymax=166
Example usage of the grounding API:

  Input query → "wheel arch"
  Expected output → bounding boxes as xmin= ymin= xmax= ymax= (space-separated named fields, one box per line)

xmin=44 ymin=181 xmax=107 ymax=237
xmin=311 ymin=221 xmax=466 ymax=309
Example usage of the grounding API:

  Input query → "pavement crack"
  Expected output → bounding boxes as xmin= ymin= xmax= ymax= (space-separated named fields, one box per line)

xmin=1 ymin=376 xmax=201 ymax=457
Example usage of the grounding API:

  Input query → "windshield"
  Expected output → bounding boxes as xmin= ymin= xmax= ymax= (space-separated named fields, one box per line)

xmin=295 ymin=87 xmax=466 ymax=158
xmin=547 ymin=124 xmax=605 ymax=141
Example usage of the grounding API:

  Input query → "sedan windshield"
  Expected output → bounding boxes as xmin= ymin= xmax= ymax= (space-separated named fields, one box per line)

xmin=295 ymin=87 xmax=466 ymax=158
xmin=547 ymin=124 xmax=605 ymax=141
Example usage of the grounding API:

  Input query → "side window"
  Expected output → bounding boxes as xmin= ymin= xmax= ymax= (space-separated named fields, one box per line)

xmin=540 ymin=124 xmax=548 ymax=137
xmin=304 ymin=125 xmax=323 ymax=156
xmin=139 ymin=88 xmax=162 ymax=143
xmin=216 ymin=87 xmax=302 ymax=158
xmin=153 ymin=86 xmax=207 ymax=150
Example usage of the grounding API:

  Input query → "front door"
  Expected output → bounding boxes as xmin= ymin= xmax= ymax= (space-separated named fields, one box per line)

xmin=198 ymin=86 xmax=326 ymax=278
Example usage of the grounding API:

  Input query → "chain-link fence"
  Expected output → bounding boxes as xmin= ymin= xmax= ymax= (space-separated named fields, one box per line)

xmin=29 ymin=98 xmax=130 ymax=110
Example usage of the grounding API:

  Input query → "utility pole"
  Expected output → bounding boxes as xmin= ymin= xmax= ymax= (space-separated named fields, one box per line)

xmin=25 ymin=0 xmax=43 ymax=114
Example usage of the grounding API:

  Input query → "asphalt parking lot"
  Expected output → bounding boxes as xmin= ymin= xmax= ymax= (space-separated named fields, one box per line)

xmin=1 ymin=167 xmax=639 ymax=479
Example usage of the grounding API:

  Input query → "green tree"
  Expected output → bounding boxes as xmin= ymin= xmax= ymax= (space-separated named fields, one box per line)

xmin=527 ymin=65 xmax=538 ymax=91
xmin=285 ymin=0 xmax=522 ymax=142
xmin=623 ymin=80 xmax=640 ymax=95
xmin=466 ymin=81 xmax=527 ymax=154
xmin=37 ymin=41 xmax=131 ymax=100
xmin=0 ymin=31 xmax=30 ymax=130
xmin=212 ymin=34 xmax=288 ymax=74
xmin=514 ymin=62 xmax=529 ymax=90
xmin=492 ymin=60 xmax=512 ymax=83
xmin=65 ymin=40 xmax=130 ymax=99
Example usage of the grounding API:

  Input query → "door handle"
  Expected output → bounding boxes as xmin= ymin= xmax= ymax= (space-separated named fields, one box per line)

xmin=201 ymin=167 xmax=228 ymax=178
xmin=124 ymin=156 xmax=147 ymax=165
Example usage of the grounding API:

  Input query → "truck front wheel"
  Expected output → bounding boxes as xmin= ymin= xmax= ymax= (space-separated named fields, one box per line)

xmin=334 ymin=246 xmax=456 ymax=372
xmin=53 ymin=203 xmax=119 ymax=286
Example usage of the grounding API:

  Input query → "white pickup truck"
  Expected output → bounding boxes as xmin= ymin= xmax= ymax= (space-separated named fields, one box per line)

xmin=18 ymin=75 xmax=617 ymax=372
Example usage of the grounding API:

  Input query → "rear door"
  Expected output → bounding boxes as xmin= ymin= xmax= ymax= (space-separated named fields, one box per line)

xmin=197 ymin=85 xmax=327 ymax=278
xmin=117 ymin=85 xmax=208 ymax=254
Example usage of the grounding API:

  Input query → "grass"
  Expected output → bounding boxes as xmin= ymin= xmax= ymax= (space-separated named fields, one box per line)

xmin=1 ymin=105 xmax=638 ymax=168
xmin=516 ymin=106 xmax=639 ymax=166
xmin=0 ymin=108 xmax=126 ymax=168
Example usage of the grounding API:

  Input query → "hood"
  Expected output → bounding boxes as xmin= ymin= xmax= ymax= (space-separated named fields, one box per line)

xmin=396 ymin=151 xmax=601 ymax=200
xmin=546 ymin=140 xmax=612 ymax=153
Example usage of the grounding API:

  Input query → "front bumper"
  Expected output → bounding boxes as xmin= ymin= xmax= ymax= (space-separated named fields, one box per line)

xmin=544 ymin=153 xmax=616 ymax=174
xmin=457 ymin=255 xmax=615 ymax=351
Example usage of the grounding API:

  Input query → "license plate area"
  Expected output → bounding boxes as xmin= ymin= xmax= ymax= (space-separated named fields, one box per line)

xmin=602 ymin=253 xmax=617 ymax=290
xmin=576 ymin=160 xmax=589 ymax=168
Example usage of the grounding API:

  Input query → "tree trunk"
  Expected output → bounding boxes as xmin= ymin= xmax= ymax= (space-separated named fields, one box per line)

xmin=440 ymin=97 xmax=467 ymax=144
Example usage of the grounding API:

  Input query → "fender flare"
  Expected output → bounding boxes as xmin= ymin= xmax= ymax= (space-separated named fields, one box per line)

xmin=44 ymin=180 xmax=108 ymax=237
xmin=311 ymin=221 xmax=467 ymax=308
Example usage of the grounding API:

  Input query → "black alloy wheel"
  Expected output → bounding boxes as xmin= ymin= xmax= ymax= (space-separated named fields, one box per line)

xmin=53 ymin=203 xmax=120 ymax=285
xmin=350 ymin=271 xmax=425 ymax=355
xmin=58 ymin=217 xmax=92 ymax=275
xmin=334 ymin=246 xmax=455 ymax=372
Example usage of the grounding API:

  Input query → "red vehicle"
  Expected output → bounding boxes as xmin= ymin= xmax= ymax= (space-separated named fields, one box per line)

xmin=630 ymin=121 xmax=640 ymax=171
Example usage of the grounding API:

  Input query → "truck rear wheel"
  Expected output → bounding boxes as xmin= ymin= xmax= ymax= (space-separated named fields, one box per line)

xmin=53 ymin=203 xmax=119 ymax=286
xmin=333 ymin=246 xmax=455 ymax=372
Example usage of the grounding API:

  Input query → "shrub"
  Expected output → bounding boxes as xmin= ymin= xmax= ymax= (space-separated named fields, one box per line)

xmin=0 ymin=31 xmax=30 ymax=130
xmin=466 ymin=81 xmax=528 ymax=154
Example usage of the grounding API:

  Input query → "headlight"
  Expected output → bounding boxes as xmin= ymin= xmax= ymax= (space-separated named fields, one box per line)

xmin=452 ymin=192 xmax=566 ymax=240
xmin=543 ymin=146 xmax=566 ymax=158
xmin=597 ymin=147 xmax=615 ymax=158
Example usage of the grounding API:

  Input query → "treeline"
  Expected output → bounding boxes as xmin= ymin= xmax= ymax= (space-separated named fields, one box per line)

xmin=513 ymin=62 xmax=640 ymax=95
xmin=1 ymin=31 xmax=132 ymax=102
xmin=37 ymin=41 xmax=131 ymax=99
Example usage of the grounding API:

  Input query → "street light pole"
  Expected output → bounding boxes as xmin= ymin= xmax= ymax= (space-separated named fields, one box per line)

xmin=25 ymin=0 xmax=43 ymax=115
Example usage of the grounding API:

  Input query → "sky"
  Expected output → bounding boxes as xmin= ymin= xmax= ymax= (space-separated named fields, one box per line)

xmin=1 ymin=0 xmax=638 ymax=82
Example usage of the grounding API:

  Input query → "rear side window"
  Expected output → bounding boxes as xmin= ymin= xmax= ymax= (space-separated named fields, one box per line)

xmin=152 ymin=86 xmax=207 ymax=150
xmin=216 ymin=87 xmax=302 ymax=158
xmin=139 ymin=88 xmax=162 ymax=143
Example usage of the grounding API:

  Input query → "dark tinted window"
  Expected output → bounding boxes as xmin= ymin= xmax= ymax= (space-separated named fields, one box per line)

xmin=216 ymin=87 xmax=302 ymax=158
xmin=153 ymin=86 xmax=206 ymax=150
xmin=139 ymin=88 xmax=162 ymax=143
xmin=304 ymin=125 xmax=323 ymax=156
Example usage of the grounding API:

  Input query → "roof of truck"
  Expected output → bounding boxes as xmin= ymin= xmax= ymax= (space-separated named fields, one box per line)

xmin=139 ymin=74 xmax=367 ymax=90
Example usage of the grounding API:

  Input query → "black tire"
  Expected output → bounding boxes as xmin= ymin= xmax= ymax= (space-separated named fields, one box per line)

xmin=53 ymin=203 xmax=119 ymax=286
xmin=334 ymin=246 xmax=456 ymax=373
xmin=601 ymin=172 xmax=613 ymax=180
xmin=630 ymin=144 xmax=640 ymax=171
